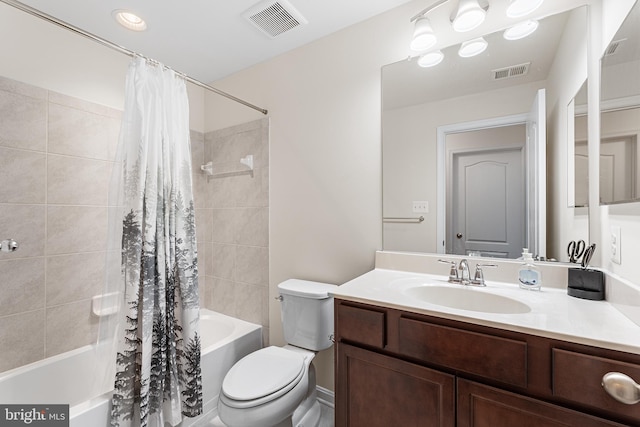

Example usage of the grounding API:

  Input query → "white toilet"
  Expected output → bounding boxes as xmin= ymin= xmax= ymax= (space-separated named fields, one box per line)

xmin=217 ymin=279 xmax=337 ymax=427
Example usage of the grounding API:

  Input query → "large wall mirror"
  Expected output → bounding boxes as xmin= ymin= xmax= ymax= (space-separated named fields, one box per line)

xmin=382 ymin=5 xmax=588 ymax=260
xmin=600 ymin=1 xmax=640 ymax=205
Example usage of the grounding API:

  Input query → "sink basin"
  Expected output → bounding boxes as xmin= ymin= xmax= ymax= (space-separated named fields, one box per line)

xmin=403 ymin=285 xmax=531 ymax=314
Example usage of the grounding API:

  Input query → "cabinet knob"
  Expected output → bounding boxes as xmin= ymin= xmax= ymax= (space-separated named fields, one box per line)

xmin=602 ymin=372 xmax=640 ymax=405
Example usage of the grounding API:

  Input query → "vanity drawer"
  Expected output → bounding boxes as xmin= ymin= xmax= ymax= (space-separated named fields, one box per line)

xmin=398 ymin=317 xmax=527 ymax=388
xmin=552 ymin=348 xmax=640 ymax=423
xmin=336 ymin=302 xmax=386 ymax=349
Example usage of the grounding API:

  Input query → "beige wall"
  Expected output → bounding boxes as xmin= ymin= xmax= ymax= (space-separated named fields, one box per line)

xmin=202 ymin=0 xmax=427 ymax=390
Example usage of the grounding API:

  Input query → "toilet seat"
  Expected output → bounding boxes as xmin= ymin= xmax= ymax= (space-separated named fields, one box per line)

xmin=221 ymin=346 xmax=306 ymax=409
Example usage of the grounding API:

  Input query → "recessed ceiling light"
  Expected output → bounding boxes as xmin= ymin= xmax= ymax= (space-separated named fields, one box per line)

xmin=458 ymin=37 xmax=488 ymax=57
xmin=418 ymin=50 xmax=444 ymax=67
xmin=504 ymin=20 xmax=539 ymax=40
xmin=112 ymin=10 xmax=147 ymax=32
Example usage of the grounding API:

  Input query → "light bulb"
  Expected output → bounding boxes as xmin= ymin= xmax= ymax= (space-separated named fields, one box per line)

xmin=410 ymin=17 xmax=437 ymax=51
xmin=506 ymin=0 xmax=544 ymax=18
xmin=452 ymin=0 xmax=487 ymax=32
xmin=418 ymin=50 xmax=444 ymax=67
xmin=504 ymin=20 xmax=539 ymax=40
xmin=458 ymin=37 xmax=488 ymax=57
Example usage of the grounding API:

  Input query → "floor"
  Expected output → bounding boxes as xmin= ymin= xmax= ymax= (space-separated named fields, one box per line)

xmin=208 ymin=400 xmax=334 ymax=427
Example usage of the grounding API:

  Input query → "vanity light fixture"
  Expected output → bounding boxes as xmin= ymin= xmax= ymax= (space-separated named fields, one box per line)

xmin=410 ymin=17 xmax=437 ymax=51
xmin=458 ymin=37 xmax=488 ymax=57
xmin=112 ymin=10 xmax=147 ymax=32
xmin=503 ymin=19 xmax=539 ymax=40
xmin=451 ymin=0 xmax=489 ymax=32
xmin=506 ymin=0 xmax=544 ymax=18
xmin=418 ymin=50 xmax=445 ymax=67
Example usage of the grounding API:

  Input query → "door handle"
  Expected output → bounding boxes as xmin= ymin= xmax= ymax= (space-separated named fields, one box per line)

xmin=456 ymin=233 xmax=463 ymax=239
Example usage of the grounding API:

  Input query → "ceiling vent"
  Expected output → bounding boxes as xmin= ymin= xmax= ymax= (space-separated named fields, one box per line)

xmin=243 ymin=0 xmax=307 ymax=38
xmin=492 ymin=62 xmax=531 ymax=81
xmin=605 ymin=38 xmax=627 ymax=56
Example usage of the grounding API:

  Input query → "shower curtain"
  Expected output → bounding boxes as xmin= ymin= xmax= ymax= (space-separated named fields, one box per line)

xmin=110 ymin=57 xmax=202 ymax=427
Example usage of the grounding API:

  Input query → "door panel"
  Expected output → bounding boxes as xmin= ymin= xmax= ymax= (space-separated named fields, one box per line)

xmin=451 ymin=148 xmax=525 ymax=258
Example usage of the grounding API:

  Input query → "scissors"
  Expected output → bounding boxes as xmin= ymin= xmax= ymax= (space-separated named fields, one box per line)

xmin=581 ymin=243 xmax=596 ymax=269
xmin=567 ymin=240 xmax=586 ymax=263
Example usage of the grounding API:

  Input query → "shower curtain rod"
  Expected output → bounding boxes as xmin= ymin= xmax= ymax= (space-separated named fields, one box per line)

xmin=0 ymin=0 xmax=269 ymax=115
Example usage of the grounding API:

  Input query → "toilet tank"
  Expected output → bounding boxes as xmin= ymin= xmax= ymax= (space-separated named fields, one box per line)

xmin=277 ymin=279 xmax=338 ymax=351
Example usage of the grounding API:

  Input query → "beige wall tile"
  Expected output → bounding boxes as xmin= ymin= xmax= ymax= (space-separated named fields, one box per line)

xmin=236 ymin=207 xmax=269 ymax=247
xmin=49 ymin=91 xmax=122 ymax=119
xmin=0 ymin=147 xmax=46 ymax=203
xmin=235 ymin=282 xmax=263 ymax=325
xmin=211 ymin=243 xmax=235 ymax=280
xmin=47 ymin=154 xmax=112 ymax=206
xmin=46 ymin=252 xmax=106 ymax=306
xmin=236 ymin=167 xmax=269 ymax=207
xmin=209 ymin=277 xmax=236 ymax=317
xmin=0 ymin=75 xmax=47 ymax=100
xmin=46 ymin=206 xmax=107 ymax=255
xmin=0 ymin=310 xmax=45 ymax=372
xmin=0 ymin=204 xmax=45 ymax=257
xmin=195 ymin=208 xmax=212 ymax=244
xmin=0 ymin=89 xmax=47 ymax=151
xmin=45 ymin=300 xmax=98 ymax=357
xmin=48 ymin=103 xmax=120 ymax=161
xmin=0 ymin=258 xmax=45 ymax=316
xmin=236 ymin=246 xmax=268 ymax=286
xmin=211 ymin=208 xmax=238 ymax=243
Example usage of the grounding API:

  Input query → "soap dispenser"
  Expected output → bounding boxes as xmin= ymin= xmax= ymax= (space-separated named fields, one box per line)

xmin=518 ymin=249 xmax=541 ymax=291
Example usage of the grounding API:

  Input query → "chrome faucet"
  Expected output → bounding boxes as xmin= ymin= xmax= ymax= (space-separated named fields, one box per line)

xmin=439 ymin=259 xmax=496 ymax=286
xmin=471 ymin=263 xmax=497 ymax=286
xmin=458 ymin=259 xmax=470 ymax=284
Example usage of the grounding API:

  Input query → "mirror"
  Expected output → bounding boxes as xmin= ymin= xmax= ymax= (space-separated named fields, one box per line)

xmin=600 ymin=2 xmax=640 ymax=205
xmin=570 ymin=80 xmax=588 ymax=207
xmin=382 ymin=6 xmax=588 ymax=260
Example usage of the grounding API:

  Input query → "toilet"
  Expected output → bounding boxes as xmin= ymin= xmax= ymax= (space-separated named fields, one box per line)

xmin=217 ymin=279 xmax=337 ymax=427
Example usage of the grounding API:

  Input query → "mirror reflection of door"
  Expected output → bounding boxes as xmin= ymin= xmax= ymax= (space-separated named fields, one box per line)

xmin=446 ymin=125 xmax=526 ymax=258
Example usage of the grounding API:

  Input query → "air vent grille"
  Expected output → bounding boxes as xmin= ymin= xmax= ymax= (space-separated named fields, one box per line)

xmin=243 ymin=0 xmax=307 ymax=38
xmin=605 ymin=38 xmax=627 ymax=56
xmin=492 ymin=62 xmax=531 ymax=81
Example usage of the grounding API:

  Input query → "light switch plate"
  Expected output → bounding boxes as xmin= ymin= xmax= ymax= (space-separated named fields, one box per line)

xmin=611 ymin=225 xmax=621 ymax=265
xmin=412 ymin=201 xmax=429 ymax=213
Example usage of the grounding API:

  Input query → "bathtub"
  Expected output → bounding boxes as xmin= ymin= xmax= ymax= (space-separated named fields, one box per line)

xmin=0 ymin=309 xmax=262 ymax=427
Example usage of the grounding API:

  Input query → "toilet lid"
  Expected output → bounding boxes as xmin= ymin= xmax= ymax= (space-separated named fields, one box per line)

xmin=222 ymin=346 xmax=305 ymax=401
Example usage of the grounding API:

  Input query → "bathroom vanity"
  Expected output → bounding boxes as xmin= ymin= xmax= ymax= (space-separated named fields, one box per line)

xmin=332 ymin=253 xmax=640 ymax=427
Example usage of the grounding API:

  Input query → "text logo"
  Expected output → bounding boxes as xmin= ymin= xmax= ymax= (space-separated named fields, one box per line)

xmin=0 ymin=405 xmax=68 ymax=426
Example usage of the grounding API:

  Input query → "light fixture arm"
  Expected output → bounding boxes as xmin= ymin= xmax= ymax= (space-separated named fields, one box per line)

xmin=410 ymin=0 xmax=449 ymax=22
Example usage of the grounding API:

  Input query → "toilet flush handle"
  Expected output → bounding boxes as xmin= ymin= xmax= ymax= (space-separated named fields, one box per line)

xmin=275 ymin=295 xmax=283 ymax=301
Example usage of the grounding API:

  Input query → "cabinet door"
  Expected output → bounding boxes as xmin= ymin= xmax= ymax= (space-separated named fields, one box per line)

xmin=457 ymin=379 xmax=626 ymax=427
xmin=336 ymin=343 xmax=455 ymax=427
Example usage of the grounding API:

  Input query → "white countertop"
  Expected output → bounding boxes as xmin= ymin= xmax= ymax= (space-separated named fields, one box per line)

xmin=332 ymin=268 xmax=640 ymax=355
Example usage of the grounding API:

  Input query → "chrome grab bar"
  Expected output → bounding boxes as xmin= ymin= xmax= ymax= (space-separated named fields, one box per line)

xmin=383 ymin=216 xmax=424 ymax=223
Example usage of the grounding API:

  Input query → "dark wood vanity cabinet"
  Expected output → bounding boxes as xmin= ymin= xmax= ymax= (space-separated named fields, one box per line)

xmin=334 ymin=299 xmax=640 ymax=427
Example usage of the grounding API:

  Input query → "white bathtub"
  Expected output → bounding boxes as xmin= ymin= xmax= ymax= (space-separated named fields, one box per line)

xmin=0 ymin=309 xmax=262 ymax=427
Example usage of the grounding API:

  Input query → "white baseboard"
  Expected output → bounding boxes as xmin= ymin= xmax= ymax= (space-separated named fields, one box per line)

xmin=316 ymin=386 xmax=334 ymax=408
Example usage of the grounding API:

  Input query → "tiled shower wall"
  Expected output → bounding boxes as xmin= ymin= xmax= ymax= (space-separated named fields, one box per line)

xmin=0 ymin=74 xmax=270 ymax=372
xmin=193 ymin=119 xmax=270 ymax=344
xmin=0 ymin=75 xmax=120 ymax=372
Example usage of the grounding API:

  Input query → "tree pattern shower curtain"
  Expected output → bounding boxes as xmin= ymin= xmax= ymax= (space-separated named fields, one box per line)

xmin=110 ymin=57 xmax=202 ymax=427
